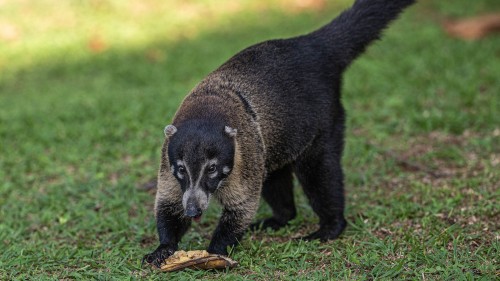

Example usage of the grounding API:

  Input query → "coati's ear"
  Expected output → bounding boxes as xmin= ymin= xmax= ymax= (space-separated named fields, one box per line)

xmin=224 ymin=126 xmax=237 ymax=137
xmin=164 ymin=125 xmax=177 ymax=138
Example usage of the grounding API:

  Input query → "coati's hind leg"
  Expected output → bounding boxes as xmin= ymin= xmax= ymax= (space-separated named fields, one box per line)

xmin=294 ymin=119 xmax=347 ymax=241
xmin=250 ymin=165 xmax=296 ymax=231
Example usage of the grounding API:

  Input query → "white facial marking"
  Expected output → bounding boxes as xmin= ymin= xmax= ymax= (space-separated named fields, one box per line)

xmin=182 ymin=189 xmax=192 ymax=209
xmin=181 ymin=159 xmax=220 ymax=213
xmin=206 ymin=193 xmax=211 ymax=208
xmin=193 ymin=162 xmax=207 ymax=189
xmin=192 ymin=159 xmax=216 ymax=188
xmin=195 ymin=187 xmax=210 ymax=209
xmin=222 ymin=166 xmax=231 ymax=175
xmin=182 ymin=185 xmax=210 ymax=211
xmin=224 ymin=126 xmax=237 ymax=137
xmin=176 ymin=159 xmax=190 ymax=180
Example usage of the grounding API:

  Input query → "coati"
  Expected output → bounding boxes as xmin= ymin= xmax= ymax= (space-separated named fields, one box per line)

xmin=143 ymin=0 xmax=415 ymax=267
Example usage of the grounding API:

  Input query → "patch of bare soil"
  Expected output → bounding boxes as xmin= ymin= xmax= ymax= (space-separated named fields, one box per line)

xmin=363 ymin=129 xmax=499 ymax=241
xmin=367 ymin=130 xmax=499 ymax=185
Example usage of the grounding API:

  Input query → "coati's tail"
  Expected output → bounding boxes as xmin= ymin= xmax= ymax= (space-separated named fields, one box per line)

xmin=309 ymin=0 xmax=415 ymax=70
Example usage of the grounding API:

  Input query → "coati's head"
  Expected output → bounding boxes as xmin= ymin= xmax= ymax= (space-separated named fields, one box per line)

xmin=164 ymin=122 xmax=236 ymax=221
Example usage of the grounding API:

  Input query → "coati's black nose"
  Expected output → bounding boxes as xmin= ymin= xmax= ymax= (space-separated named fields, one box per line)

xmin=185 ymin=205 xmax=203 ymax=218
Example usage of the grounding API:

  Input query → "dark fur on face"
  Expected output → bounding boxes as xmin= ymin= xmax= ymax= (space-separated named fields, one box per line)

xmin=167 ymin=120 xmax=235 ymax=217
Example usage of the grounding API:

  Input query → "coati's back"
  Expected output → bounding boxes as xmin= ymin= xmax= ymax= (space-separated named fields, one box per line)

xmin=209 ymin=39 xmax=337 ymax=170
xmin=177 ymin=0 xmax=415 ymax=170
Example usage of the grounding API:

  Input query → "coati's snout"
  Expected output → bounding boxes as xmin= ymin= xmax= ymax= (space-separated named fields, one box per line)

xmin=182 ymin=187 xmax=208 ymax=220
xmin=164 ymin=122 xmax=237 ymax=220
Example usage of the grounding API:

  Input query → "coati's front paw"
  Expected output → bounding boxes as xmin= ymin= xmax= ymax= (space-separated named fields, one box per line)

xmin=142 ymin=244 xmax=176 ymax=268
xmin=250 ymin=218 xmax=287 ymax=231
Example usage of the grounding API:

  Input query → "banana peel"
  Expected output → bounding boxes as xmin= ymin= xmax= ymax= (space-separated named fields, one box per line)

xmin=159 ymin=250 xmax=238 ymax=272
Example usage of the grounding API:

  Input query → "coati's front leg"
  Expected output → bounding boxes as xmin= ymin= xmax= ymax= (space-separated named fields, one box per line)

xmin=143 ymin=201 xmax=191 ymax=268
xmin=143 ymin=201 xmax=191 ymax=267
xmin=209 ymin=186 xmax=261 ymax=255
xmin=143 ymin=167 xmax=189 ymax=268
xmin=207 ymin=209 xmax=248 ymax=255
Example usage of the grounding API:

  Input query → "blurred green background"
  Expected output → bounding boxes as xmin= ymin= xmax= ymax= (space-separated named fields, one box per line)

xmin=0 ymin=0 xmax=498 ymax=279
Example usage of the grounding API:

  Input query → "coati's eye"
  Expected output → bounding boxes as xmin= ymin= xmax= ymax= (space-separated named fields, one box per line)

xmin=178 ymin=166 xmax=186 ymax=174
xmin=207 ymin=164 xmax=217 ymax=174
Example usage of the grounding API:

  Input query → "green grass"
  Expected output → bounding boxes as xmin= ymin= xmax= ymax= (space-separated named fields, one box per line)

xmin=1 ymin=0 xmax=499 ymax=279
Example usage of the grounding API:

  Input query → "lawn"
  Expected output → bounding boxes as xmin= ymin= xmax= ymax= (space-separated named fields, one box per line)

xmin=0 ymin=0 xmax=499 ymax=280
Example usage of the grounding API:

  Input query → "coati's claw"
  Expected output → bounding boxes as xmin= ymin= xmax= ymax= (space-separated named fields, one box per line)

xmin=143 ymin=244 xmax=176 ymax=268
xmin=153 ymin=258 xmax=161 ymax=268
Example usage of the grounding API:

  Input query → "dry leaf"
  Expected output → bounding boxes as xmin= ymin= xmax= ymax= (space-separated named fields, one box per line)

xmin=88 ymin=34 xmax=107 ymax=53
xmin=443 ymin=13 xmax=500 ymax=40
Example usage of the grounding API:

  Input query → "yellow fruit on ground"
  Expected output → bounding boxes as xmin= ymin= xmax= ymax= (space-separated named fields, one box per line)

xmin=159 ymin=250 xmax=238 ymax=272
